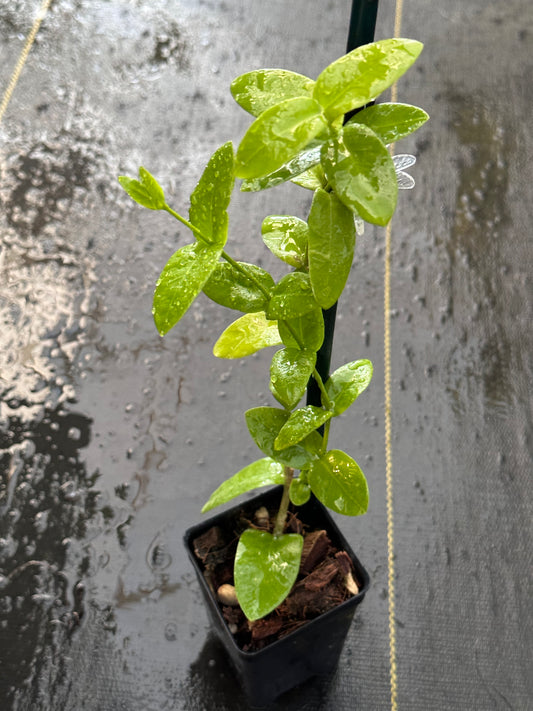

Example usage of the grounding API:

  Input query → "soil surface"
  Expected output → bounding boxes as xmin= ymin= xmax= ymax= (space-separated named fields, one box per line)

xmin=192 ymin=504 xmax=359 ymax=652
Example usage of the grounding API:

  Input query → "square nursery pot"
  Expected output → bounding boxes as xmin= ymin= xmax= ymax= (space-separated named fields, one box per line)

xmin=184 ymin=486 xmax=370 ymax=706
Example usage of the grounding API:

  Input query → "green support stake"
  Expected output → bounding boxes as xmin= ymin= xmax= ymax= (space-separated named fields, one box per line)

xmin=307 ymin=0 xmax=379 ymax=411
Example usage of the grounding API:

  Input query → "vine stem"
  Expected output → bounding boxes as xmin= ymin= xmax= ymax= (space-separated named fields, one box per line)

xmin=273 ymin=467 xmax=294 ymax=536
xmin=163 ymin=203 xmax=272 ymax=301
xmin=164 ymin=201 xmax=334 ymax=411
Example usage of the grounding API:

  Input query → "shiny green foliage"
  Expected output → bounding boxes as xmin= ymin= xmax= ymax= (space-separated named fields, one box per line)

xmin=278 ymin=308 xmax=325 ymax=352
xmin=308 ymin=450 xmax=369 ymax=515
xmin=308 ymin=188 xmax=356 ymax=309
xmin=313 ymin=38 xmax=423 ymax=121
xmin=275 ymin=405 xmax=333 ymax=450
xmin=189 ymin=142 xmax=235 ymax=246
xmin=325 ymin=359 xmax=374 ymax=415
xmin=153 ymin=242 xmax=222 ymax=336
xmin=118 ymin=167 xmax=165 ymax=210
xmin=203 ymin=262 xmax=274 ymax=313
xmin=231 ymin=69 xmax=315 ymax=117
xmin=234 ymin=530 xmax=304 ymax=620
xmin=245 ymin=407 xmax=321 ymax=468
xmin=269 ymin=348 xmax=316 ymax=410
xmin=322 ymin=123 xmax=398 ymax=225
xmin=241 ymin=145 xmax=322 ymax=192
xmin=261 ymin=215 xmax=309 ymax=269
xmin=291 ymin=163 xmax=326 ymax=191
xmin=235 ymin=97 xmax=328 ymax=179
xmin=266 ymin=272 xmax=318 ymax=320
xmin=289 ymin=477 xmax=311 ymax=506
xmin=349 ymin=102 xmax=429 ymax=144
xmin=202 ymin=458 xmax=285 ymax=513
xmin=213 ymin=312 xmax=281 ymax=358
xmin=122 ymin=37 xmax=427 ymax=618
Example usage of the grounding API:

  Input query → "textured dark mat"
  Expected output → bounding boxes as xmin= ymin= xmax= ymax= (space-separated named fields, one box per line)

xmin=0 ymin=1 xmax=531 ymax=709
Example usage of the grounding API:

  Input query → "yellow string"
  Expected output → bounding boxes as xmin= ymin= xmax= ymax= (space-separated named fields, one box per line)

xmin=385 ymin=1 xmax=404 ymax=710
xmin=0 ymin=0 xmax=53 ymax=126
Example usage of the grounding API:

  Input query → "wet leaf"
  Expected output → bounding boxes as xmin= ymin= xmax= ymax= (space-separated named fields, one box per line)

xmin=231 ymin=69 xmax=315 ymax=117
xmin=189 ymin=142 xmax=234 ymax=246
xmin=275 ymin=405 xmax=333 ymax=450
xmin=308 ymin=450 xmax=369 ymax=516
xmin=308 ymin=188 xmax=356 ymax=309
xmin=235 ymin=97 xmax=328 ymax=180
xmin=261 ymin=215 xmax=309 ymax=269
xmin=213 ymin=312 xmax=281 ymax=358
xmin=278 ymin=308 xmax=324 ymax=352
xmin=313 ymin=38 xmax=423 ymax=121
xmin=321 ymin=123 xmax=398 ymax=226
xmin=202 ymin=458 xmax=285 ymax=513
xmin=266 ymin=272 xmax=319 ymax=320
xmin=234 ymin=529 xmax=303 ymax=620
xmin=153 ymin=242 xmax=222 ymax=336
xmin=241 ymin=145 xmax=322 ymax=192
xmin=349 ymin=102 xmax=429 ymax=144
xmin=203 ymin=262 xmax=274 ymax=313
xmin=325 ymin=359 xmax=373 ymax=414
xmin=269 ymin=348 xmax=316 ymax=410
xmin=291 ymin=163 xmax=326 ymax=191
xmin=289 ymin=477 xmax=311 ymax=506
xmin=118 ymin=166 xmax=165 ymax=210
xmin=245 ymin=407 xmax=321 ymax=469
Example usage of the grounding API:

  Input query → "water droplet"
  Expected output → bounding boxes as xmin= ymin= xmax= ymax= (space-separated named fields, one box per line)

xmin=164 ymin=622 xmax=178 ymax=641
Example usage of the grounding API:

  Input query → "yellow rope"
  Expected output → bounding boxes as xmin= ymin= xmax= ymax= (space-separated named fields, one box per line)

xmin=385 ymin=1 xmax=404 ymax=710
xmin=0 ymin=0 xmax=53 ymax=126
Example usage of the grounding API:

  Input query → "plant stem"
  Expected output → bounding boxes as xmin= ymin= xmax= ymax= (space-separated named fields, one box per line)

xmin=321 ymin=418 xmax=331 ymax=455
xmin=164 ymin=203 xmax=273 ymax=301
xmin=163 ymin=204 xmax=212 ymax=244
xmin=164 ymin=202 xmax=332 ymax=412
xmin=220 ymin=250 xmax=272 ymax=300
xmin=281 ymin=319 xmax=333 ymax=410
xmin=273 ymin=467 xmax=294 ymax=537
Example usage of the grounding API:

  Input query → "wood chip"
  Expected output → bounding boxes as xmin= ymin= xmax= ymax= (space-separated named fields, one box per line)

xmin=300 ymin=529 xmax=331 ymax=574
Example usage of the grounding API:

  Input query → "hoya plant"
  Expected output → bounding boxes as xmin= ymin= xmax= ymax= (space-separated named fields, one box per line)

xmin=119 ymin=39 xmax=428 ymax=622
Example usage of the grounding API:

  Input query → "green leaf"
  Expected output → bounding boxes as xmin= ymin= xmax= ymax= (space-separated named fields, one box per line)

xmin=213 ymin=312 xmax=281 ymax=358
xmin=275 ymin=405 xmax=333 ymax=450
xmin=269 ymin=348 xmax=316 ymax=410
xmin=118 ymin=166 xmax=165 ymax=210
xmin=235 ymin=97 xmax=328 ymax=180
xmin=291 ymin=163 xmax=326 ymax=191
xmin=231 ymin=69 xmax=315 ymax=117
xmin=322 ymin=123 xmax=398 ymax=226
xmin=308 ymin=188 xmax=356 ymax=309
xmin=289 ymin=477 xmax=311 ymax=506
xmin=325 ymin=359 xmax=373 ymax=415
xmin=153 ymin=242 xmax=222 ymax=336
xmin=261 ymin=215 xmax=309 ymax=269
xmin=189 ymin=142 xmax=234 ymax=246
xmin=349 ymin=102 xmax=429 ymax=144
xmin=266 ymin=272 xmax=319 ymax=320
xmin=241 ymin=145 xmax=322 ymax=192
xmin=308 ymin=450 xmax=369 ymax=516
xmin=278 ymin=308 xmax=324 ymax=352
xmin=202 ymin=458 xmax=285 ymax=513
xmin=203 ymin=262 xmax=274 ymax=313
xmin=313 ymin=38 xmax=424 ymax=121
xmin=234 ymin=530 xmax=303 ymax=620
xmin=245 ymin=407 xmax=321 ymax=469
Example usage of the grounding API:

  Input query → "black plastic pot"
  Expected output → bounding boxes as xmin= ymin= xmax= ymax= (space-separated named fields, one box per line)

xmin=183 ymin=487 xmax=370 ymax=706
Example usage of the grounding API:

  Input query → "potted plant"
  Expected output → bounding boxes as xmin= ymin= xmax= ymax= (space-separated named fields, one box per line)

xmin=118 ymin=38 xmax=428 ymax=704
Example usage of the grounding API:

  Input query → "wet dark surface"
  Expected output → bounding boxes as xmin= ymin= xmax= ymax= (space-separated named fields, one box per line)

xmin=0 ymin=1 xmax=531 ymax=709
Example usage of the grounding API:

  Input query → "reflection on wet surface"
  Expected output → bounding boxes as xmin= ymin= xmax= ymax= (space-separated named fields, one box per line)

xmin=1 ymin=0 xmax=532 ymax=708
